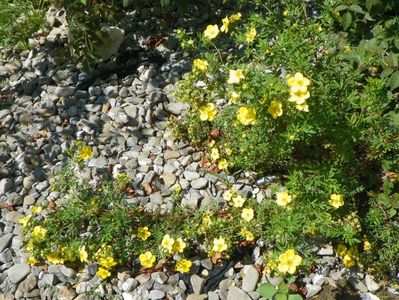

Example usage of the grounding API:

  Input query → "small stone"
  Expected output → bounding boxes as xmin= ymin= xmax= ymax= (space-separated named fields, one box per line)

xmin=312 ymin=274 xmax=325 ymax=286
xmin=149 ymin=290 xmax=165 ymax=300
xmin=348 ymin=276 xmax=368 ymax=293
xmin=122 ymin=278 xmax=139 ymax=292
xmin=190 ymin=275 xmax=204 ymax=295
xmin=0 ymin=233 xmax=13 ymax=252
xmin=7 ymin=263 xmax=30 ymax=283
xmin=317 ymin=245 xmax=334 ymax=256
xmin=57 ymin=286 xmax=77 ymax=300
xmin=0 ymin=178 xmax=12 ymax=195
xmin=183 ymin=171 xmax=200 ymax=181
xmin=191 ymin=178 xmax=208 ymax=189
xmin=360 ymin=293 xmax=381 ymax=300
xmin=54 ymin=86 xmax=75 ymax=97
xmin=241 ymin=265 xmax=259 ymax=292
xmin=187 ymin=295 xmax=207 ymax=300
xmin=162 ymin=172 xmax=176 ymax=188
xmin=208 ymin=291 xmax=219 ymax=300
xmin=227 ymin=286 xmax=251 ymax=300
xmin=60 ymin=265 xmax=76 ymax=278
xmin=152 ymin=272 xmax=168 ymax=284
xmin=165 ymin=102 xmax=189 ymax=115
xmin=17 ymin=274 xmax=37 ymax=294
xmin=164 ymin=150 xmax=180 ymax=160
xmin=306 ymin=284 xmax=322 ymax=298
xmin=365 ymin=274 xmax=380 ymax=292
xmin=5 ymin=211 xmax=23 ymax=224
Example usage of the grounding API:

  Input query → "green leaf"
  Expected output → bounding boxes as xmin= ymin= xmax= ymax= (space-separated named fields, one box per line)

xmin=342 ymin=12 xmax=352 ymax=30
xmin=394 ymin=38 xmax=399 ymax=50
xmin=388 ymin=207 xmax=397 ymax=218
xmin=381 ymin=68 xmax=394 ymax=78
xmin=383 ymin=53 xmax=398 ymax=68
xmin=286 ymin=276 xmax=297 ymax=284
xmin=122 ymin=0 xmax=130 ymax=7
xmin=288 ymin=294 xmax=304 ymax=300
xmin=334 ymin=4 xmax=348 ymax=12
xmin=277 ymin=283 xmax=289 ymax=294
xmin=274 ymin=293 xmax=288 ymax=300
xmin=258 ymin=283 xmax=277 ymax=299
xmin=349 ymin=4 xmax=364 ymax=14
xmin=80 ymin=0 xmax=87 ymax=5
xmin=365 ymin=0 xmax=381 ymax=11
xmin=388 ymin=71 xmax=399 ymax=90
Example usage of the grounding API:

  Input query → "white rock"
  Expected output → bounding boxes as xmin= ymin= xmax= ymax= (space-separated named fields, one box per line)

xmin=94 ymin=26 xmax=125 ymax=61
xmin=241 ymin=265 xmax=259 ymax=292
xmin=365 ymin=274 xmax=380 ymax=292
xmin=360 ymin=292 xmax=381 ymax=300
xmin=306 ymin=283 xmax=322 ymax=298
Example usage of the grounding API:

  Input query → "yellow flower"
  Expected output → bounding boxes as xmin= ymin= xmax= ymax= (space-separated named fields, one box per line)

xmin=287 ymin=73 xmax=311 ymax=105
xmin=78 ymin=145 xmax=93 ymax=161
xmin=221 ymin=16 xmax=230 ymax=33
xmin=246 ymin=27 xmax=257 ymax=43
xmin=172 ymin=238 xmax=187 ymax=253
xmin=218 ymin=158 xmax=228 ymax=170
xmin=241 ymin=208 xmax=254 ymax=221
xmin=296 ymin=102 xmax=309 ymax=112
xmin=193 ymin=59 xmax=208 ymax=72
xmin=288 ymin=87 xmax=310 ymax=105
xmin=276 ymin=190 xmax=292 ymax=207
xmin=137 ymin=226 xmax=151 ymax=241
xmin=228 ymin=69 xmax=245 ymax=84
xmin=97 ymin=267 xmax=111 ymax=279
xmin=223 ymin=189 xmax=236 ymax=201
xmin=364 ymin=240 xmax=372 ymax=251
xmin=31 ymin=226 xmax=47 ymax=241
xmin=329 ymin=194 xmax=344 ymax=209
xmin=237 ymin=107 xmax=256 ymax=125
xmin=287 ymin=72 xmax=311 ymax=88
xmin=202 ymin=213 xmax=212 ymax=228
xmin=277 ymin=249 xmax=302 ymax=274
xmin=343 ymin=46 xmax=352 ymax=52
xmin=204 ymin=24 xmax=219 ymax=39
xmin=229 ymin=91 xmax=240 ymax=104
xmin=79 ymin=246 xmax=89 ymax=263
xmin=26 ymin=240 xmax=34 ymax=252
xmin=161 ymin=234 xmax=175 ymax=253
xmin=226 ymin=148 xmax=233 ymax=156
xmin=240 ymin=228 xmax=255 ymax=241
xmin=46 ymin=252 xmax=64 ymax=264
xmin=232 ymin=195 xmax=246 ymax=208
xmin=19 ymin=215 xmax=31 ymax=227
xmin=208 ymin=140 xmax=216 ymax=148
xmin=176 ymin=259 xmax=192 ymax=273
xmin=31 ymin=206 xmax=42 ymax=214
xmin=264 ymin=260 xmax=277 ymax=274
xmin=229 ymin=12 xmax=242 ymax=22
xmin=199 ymin=103 xmax=218 ymax=121
xmin=212 ymin=237 xmax=228 ymax=253
xmin=27 ymin=256 xmax=38 ymax=266
xmin=211 ymin=148 xmax=220 ymax=162
xmin=98 ymin=257 xmax=117 ymax=269
xmin=335 ymin=244 xmax=347 ymax=256
xmin=139 ymin=251 xmax=156 ymax=268
xmin=342 ymin=254 xmax=356 ymax=268
xmin=268 ymin=101 xmax=283 ymax=119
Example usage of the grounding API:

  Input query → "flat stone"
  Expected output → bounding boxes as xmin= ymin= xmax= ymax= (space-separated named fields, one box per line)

xmin=306 ymin=283 xmax=322 ymax=298
xmin=149 ymin=290 xmax=165 ymax=300
xmin=164 ymin=150 xmax=180 ymax=160
xmin=191 ymin=178 xmax=208 ymax=189
xmin=190 ymin=275 xmax=204 ymax=295
xmin=7 ymin=263 xmax=30 ymax=283
xmin=152 ymin=272 xmax=168 ymax=284
xmin=0 ymin=178 xmax=12 ymax=195
xmin=183 ymin=171 xmax=200 ymax=181
xmin=208 ymin=291 xmax=219 ymax=300
xmin=365 ymin=274 xmax=380 ymax=292
xmin=312 ymin=274 xmax=325 ymax=286
xmin=241 ymin=265 xmax=259 ymax=292
xmin=227 ymin=286 xmax=251 ymax=300
xmin=122 ymin=278 xmax=139 ymax=292
xmin=5 ymin=211 xmax=23 ymax=224
xmin=360 ymin=292 xmax=381 ymax=300
xmin=57 ymin=285 xmax=77 ymax=300
xmin=348 ymin=276 xmax=368 ymax=293
xmin=162 ymin=172 xmax=176 ymax=188
xmin=187 ymin=295 xmax=207 ymax=300
xmin=165 ymin=102 xmax=189 ymax=115
xmin=54 ymin=86 xmax=75 ymax=97
xmin=17 ymin=274 xmax=37 ymax=294
xmin=317 ymin=245 xmax=334 ymax=256
xmin=0 ymin=233 xmax=14 ymax=252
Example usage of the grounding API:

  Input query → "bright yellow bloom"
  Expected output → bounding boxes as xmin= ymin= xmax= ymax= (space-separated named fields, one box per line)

xmin=277 ymin=249 xmax=302 ymax=274
xmin=31 ymin=226 xmax=47 ymax=241
xmin=246 ymin=27 xmax=257 ymax=43
xmin=208 ymin=140 xmax=216 ymax=148
xmin=161 ymin=234 xmax=175 ymax=253
xmin=276 ymin=190 xmax=292 ymax=207
xmin=31 ymin=206 xmax=42 ymax=214
xmin=229 ymin=91 xmax=240 ymax=104
xmin=329 ymin=194 xmax=344 ymax=209
xmin=336 ymin=244 xmax=347 ymax=256
xmin=212 ymin=237 xmax=228 ymax=253
xmin=264 ymin=260 xmax=277 ymax=274
xmin=342 ymin=254 xmax=356 ymax=268
xmin=296 ymin=102 xmax=309 ymax=112
xmin=241 ymin=208 xmax=254 ymax=221
xmin=237 ymin=107 xmax=256 ymax=125
xmin=137 ymin=227 xmax=151 ymax=241
xmin=202 ymin=213 xmax=212 ymax=228
xmin=26 ymin=240 xmax=34 ymax=252
xmin=289 ymin=85 xmax=310 ymax=105
xmin=97 ymin=267 xmax=111 ymax=279
xmin=19 ymin=215 xmax=31 ymax=227
xmin=139 ymin=251 xmax=156 ymax=268
xmin=232 ymin=195 xmax=246 ymax=208
xmin=98 ymin=256 xmax=117 ymax=269
xmin=223 ymin=189 xmax=236 ymax=201
xmin=172 ymin=238 xmax=187 ymax=253
xmin=176 ymin=259 xmax=192 ymax=273
xmin=193 ymin=59 xmax=208 ymax=72
xmin=27 ymin=256 xmax=38 ymax=266
xmin=46 ymin=252 xmax=64 ymax=264
xmin=228 ymin=69 xmax=245 ymax=84
xmin=218 ymin=158 xmax=228 ymax=170
xmin=78 ymin=145 xmax=93 ymax=161
xmin=287 ymin=72 xmax=311 ymax=88
xmin=268 ymin=101 xmax=283 ymax=119
xmin=211 ymin=148 xmax=220 ymax=162
xmin=204 ymin=24 xmax=219 ymax=39
xmin=221 ymin=17 xmax=230 ymax=33
xmin=229 ymin=13 xmax=242 ymax=22
xmin=79 ymin=246 xmax=89 ymax=263
xmin=364 ymin=240 xmax=372 ymax=251
xmin=199 ymin=103 xmax=218 ymax=121
xmin=240 ymin=228 xmax=255 ymax=241
xmin=226 ymin=148 xmax=233 ymax=156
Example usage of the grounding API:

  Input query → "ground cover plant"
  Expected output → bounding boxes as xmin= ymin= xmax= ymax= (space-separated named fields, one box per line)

xmin=18 ymin=0 xmax=399 ymax=295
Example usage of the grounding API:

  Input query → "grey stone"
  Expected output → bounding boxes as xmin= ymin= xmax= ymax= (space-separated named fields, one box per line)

xmin=149 ymin=290 xmax=165 ymax=300
xmin=165 ymin=102 xmax=189 ymax=115
xmin=17 ymin=274 xmax=37 ymax=294
xmin=94 ymin=26 xmax=124 ymax=61
xmin=60 ymin=265 xmax=76 ymax=278
xmin=54 ymin=86 xmax=75 ymax=97
xmin=57 ymin=285 xmax=77 ymax=300
xmin=317 ymin=245 xmax=334 ymax=256
xmin=0 ymin=233 xmax=14 ymax=252
xmin=227 ymin=286 xmax=251 ymax=300
xmin=162 ymin=172 xmax=176 ymax=188
xmin=306 ymin=284 xmax=322 ymax=298
xmin=5 ymin=211 xmax=23 ymax=224
xmin=365 ymin=274 xmax=380 ymax=292
xmin=40 ymin=273 xmax=58 ymax=286
xmin=183 ymin=171 xmax=200 ymax=181
xmin=164 ymin=150 xmax=180 ymax=160
xmin=348 ymin=276 xmax=368 ymax=293
xmin=360 ymin=293 xmax=381 ymax=300
xmin=187 ymin=295 xmax=207 ymax=300
xmin=152 ymin=272 xmax=168 ymax=284
xmin=208 ymin=291 xmax=219 ymax=300
xmin=122 ymin=278 xmax=139 ymax=292
xmin=84 ymin=104 xmax=102 ymax=112
xmin=7 ymin=263 xmax=30 ymax=283
xmin=191 ymin=178 xmax=208 ymax=189
xmin=190 ymin=275 xmax=204 ymax=295
xmin=241 ymin=265 xmax=259 ymax=292
xmin=0 ymin=178 xmax=12 ymax=195
xmin=0 ymin=248 xmax=13 ymax=263
xmin=312 ymin=274 xmax=325 ymax=286
xmin=103 ymin=86 xmax=118 ymax=98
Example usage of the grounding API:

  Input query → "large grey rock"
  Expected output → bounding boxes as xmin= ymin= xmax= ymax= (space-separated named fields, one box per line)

xmin=16 ymin=274 xmax=37 ymax=294
xmin=348 ymin=276 xmax=368 ymax=293
xmin=7 ymin=263 xmax=30 ymax=283
xmin=0 ymin=233 xmax=14 ymax=252
xmin=149 ymin=290 xmax=165 ymax=300
xmin=306 ymin=283 xmax=322 ymax=298
xmin=190 ymin=275 xmax=204 ymax=295
xmin=122 ymin=278 xmax=139 ymax=292
xmin=57 ymin=285 xmax=77 ymax=300
xmin=241 ymin=265 xmax=259 ymax=292
xmin=5 ymin=211 xmax=23 ymax=224
xmin=365 ymin=274 xmax=380 ymax=292
xmin=94 ymin=26 xmax=124 ymax=61
xmin=162 ymin=173 xmax=176 ymax=188
xmin=165 ymin=102 xmax=189 ymax=115
xmin=0 ymin=178 xmax=12 ymax=195
xmin=227 ymin=286 xmax=251 ymax=300
xmin=360 ymin=293 xmax=381 ymax=300
xmin=191 ymin=178 xmax=208 ymax=189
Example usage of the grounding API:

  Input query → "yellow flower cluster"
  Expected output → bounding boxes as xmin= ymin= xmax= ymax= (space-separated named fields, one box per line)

xmin=277 ymin=249 xmax=302 ymax=274
xmin=276 ymin=190 xmax=293 ymax=207
xmin=31 ymin=206 xmax=42 ymax=214
xmin=77 ymin=145 xmax=93 ymax=161
xmin=31 ymin=226 xmax=47 ymax=241
xmin=161 ymin=234 xmax=187 ymax=254
xmin=199 ymin=103 xmax=218 ymax=121
xmin=193 ymin=59 xmax=208 ymax=72
xmin=79 ymin=245 xmax=89 ymax=263
xmin=335 ymin=244 xmax=358 ymax=268
xmin=137 ymin=226 xmax=151 ymax=241
xmin=228 ymin=69 xmax=245 ymax=84
xmin=246 ymin=27 xmax=257 ymax=43
xmin=241 ymin=208 xmax=254 ymax=221
xmin=19 ymin=215 xmax=31 ymax=227
xmin=212 ymin=237 xmax=228 ymax=253
xmin=176 ymin=259 xmax=192 ymax=273
xmin=94 ymin=244 xmax=117 ymax=279
xmin=329 ymin=194 xmax=344 ymax=209
xmin=240 ymin=228 xmax=255 ymax=241
xmin=268 ymin=101 xmax=283 ymax=119
xmin=237 ymin=107 xmax=256 ymax=125
xmin=139 ymin=251 xmax=156 ymax=268
xmin=287 ymin=72 xmax=311 ymax=112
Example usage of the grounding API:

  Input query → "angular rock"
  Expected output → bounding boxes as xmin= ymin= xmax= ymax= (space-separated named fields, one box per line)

xmin=241 ymin=265 xmax=259 ymax=292
xmin=7 ymin=263 xmax=30 ymax=283
xmin=0 ymin=233 xmax=14 ymax=252
xmin=306 ymin=283 xmax=322 ymax=298
xmin=227 ymin=286 xmax=251 ymax=300
xmin=190 ymin=275 xmax=204 ymax=295
xmin=191 ymin=178 xmax=208 ymax=189
xmin=365 ymin=274 xmax=380 ymax=292
xmin=57 ymin=285 xmax=77 ymax=300
xmin=0 ymin=178 xmax=12 ymax=195
xmin=17 ymin=274 xmax=37 ymax=294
